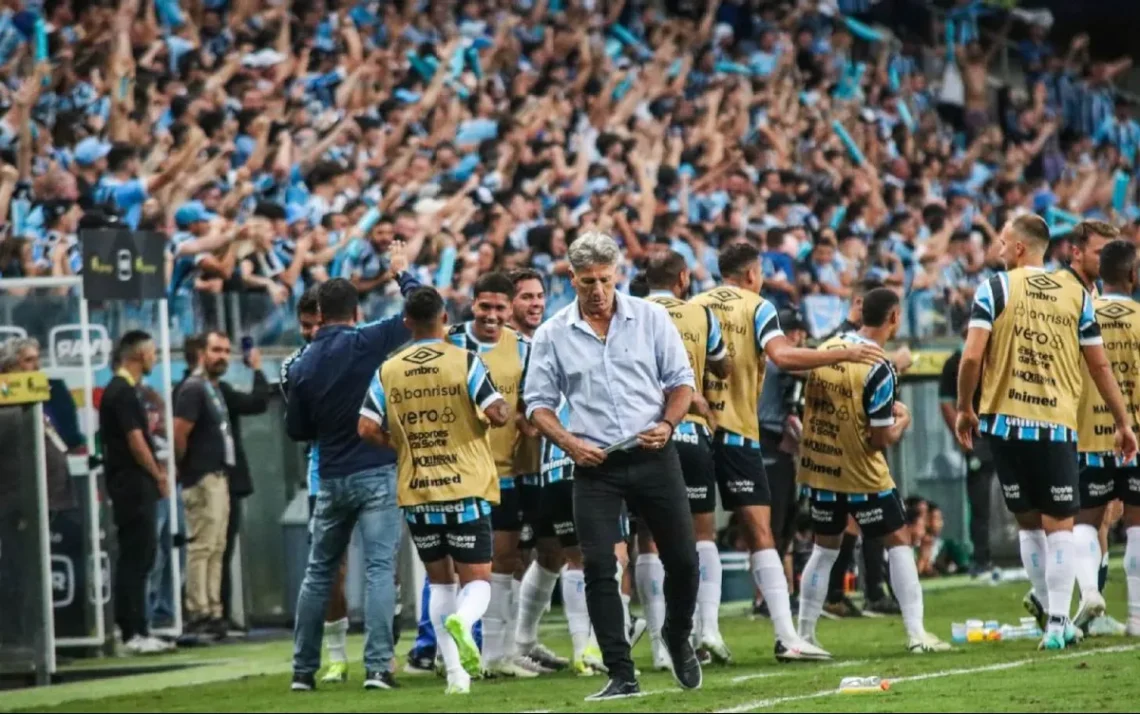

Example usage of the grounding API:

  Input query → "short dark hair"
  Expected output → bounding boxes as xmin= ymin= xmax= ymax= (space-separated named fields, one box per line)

xmin=854 ymin=276 xmax=885 ymax=298
xmin=509 ymin=268 xmax=543 ymax=288
xmin=204 ymin=329 xmax=230 ymax=346
xmin=1074 ymin=220 xmax=1120 ymax=246
xmin=629 ymin=273 xmax=650 ymax=297
xmin=473 ymin=272 xmax=514 ymax=299
xmin=645 ymin=250 xmax=688 ymax=289
xmin=118 ymin=330 xmax=153 ymax=360
xmin=718 ymin=241 xmax=761 ymax=279
xmin=317 ymin=278 xmax=359 ymax=322
xmin=1100 ymin=239 xmax=1137 ymax=287
xmin=404 ymin=287 xmax=445 ymax=326
xmin=298 ymin=286 xmax=319 ymax=316
xmin=861 ymin=287 xmax=901 ymax=328
xmin=1010 ymin=213 xmax=1051 ymax=248
xmin=183 ymin=334 xmax=206 ymax=367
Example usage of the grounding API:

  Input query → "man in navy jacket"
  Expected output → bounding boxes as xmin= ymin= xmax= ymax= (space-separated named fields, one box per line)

xmin=286 ymin=246 xmax=419 ymax=692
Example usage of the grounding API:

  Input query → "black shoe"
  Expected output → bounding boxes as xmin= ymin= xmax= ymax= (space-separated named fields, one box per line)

xmin=583 ymin=678 xmax=641 ymax=702
xmin=864 ymin=597 xmax=902 ymax=616
xmin=790 ymin=593 xmax=800 ymax=616
xmin=291 ymin=672 xmax=316 ymax=692
xmin=752 ymin=599 xmax=770 ymax=618
xmin=207 ymin=618 xmax=229 ymax=639
xmin=185 ymin=616 xmax=212 ymax=636
xmin=363 ymin=670 xmax=398 ymax=690
xmin=405 ymin=649 xmax=436 ymax=675
xmin=662 ymin=627 xmax=703 ymax=691
xmin=822 ymin=596 xmax=863 ymax=619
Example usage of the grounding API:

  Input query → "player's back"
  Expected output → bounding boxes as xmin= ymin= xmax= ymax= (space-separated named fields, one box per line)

xmin=647 ymin=291 xmax=715 ymax=428
xmin=976 ymin=267 xmax=1092 ymax=435
xmin=798 ymin=334 xmax=895 ymax=494
xmin=1078 ymin=294 xmax=1140 ymax=460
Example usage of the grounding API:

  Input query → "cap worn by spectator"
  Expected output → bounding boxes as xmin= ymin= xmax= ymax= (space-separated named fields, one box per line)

xmin=74 ymin=137 xmax=112 ymax=168
xmin=175 ymin=202 xmax=217 ymax=230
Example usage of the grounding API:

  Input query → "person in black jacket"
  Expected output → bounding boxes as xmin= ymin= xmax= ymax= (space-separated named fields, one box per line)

xmin=218 ymin=346 xmax=269 ymax=630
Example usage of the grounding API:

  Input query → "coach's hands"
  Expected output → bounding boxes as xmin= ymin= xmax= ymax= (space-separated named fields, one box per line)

xmin=567 ymin=437 xmax=607 ymax=468
xmin=955 ymin=408 xmax=979 ymax=452
xmin=843 ymin=342 xmax=886 ymax=366
xmin=1115 ymin=423 xmax=1139 ymax=465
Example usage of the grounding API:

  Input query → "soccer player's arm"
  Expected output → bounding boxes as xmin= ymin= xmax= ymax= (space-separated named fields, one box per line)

xmin=357 ymin=371 xmax=390 ymax=447
xmin=866 ymin=361 xmax=907 ymax=450
xmin=516 ymin=338 xmax=538 ymax=438
xmin=468 ymin=352 xmax=510 ymax=427
xmin=957 ymin=275 xmax=1001 ymax=418
xmin=704 ymin=306 xmax=733 ymax=379
xmin=1078 ymin=291 xmax=1137 ymax=451
xmin=762 ymin=302 xmax=882 ymax=369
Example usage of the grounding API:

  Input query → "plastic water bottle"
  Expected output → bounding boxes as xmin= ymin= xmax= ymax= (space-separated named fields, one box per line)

xmin=1020 ymin=617 xmax=1042 ymax=637
xmin=966 ymin=619 xmax=985 ymax=643
xmin=984 ymin=620 xmax=1001 ymax=641
xmin=839 ymin=677 xmax=889 ymax=693
xmin=951 ymin=622 xmax=967 ymax=644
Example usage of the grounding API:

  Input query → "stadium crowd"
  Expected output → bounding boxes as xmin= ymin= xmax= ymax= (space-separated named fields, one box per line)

xmin=1 ymin=0 xmax=1138 ymax=343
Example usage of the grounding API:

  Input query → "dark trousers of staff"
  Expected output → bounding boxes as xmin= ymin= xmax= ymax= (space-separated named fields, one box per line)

xmin=573 ymin=443 xmax=698 ymax=681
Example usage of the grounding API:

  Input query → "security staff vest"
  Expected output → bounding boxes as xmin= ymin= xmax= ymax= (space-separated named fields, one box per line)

xmin=798 ymin=337 xmax=894 ymax=493
xmin=647 ymin=293 xmax=713 ymax=428
xmin=1079 ymin=295 xmax=1140 ymax=455
xmin=380 ymin=342 xmax=498 ymax=507
xmin=692 ymin=286 xmax=768 ymax=441
xmin=980 ymin=268 xmax=1086 ymax=432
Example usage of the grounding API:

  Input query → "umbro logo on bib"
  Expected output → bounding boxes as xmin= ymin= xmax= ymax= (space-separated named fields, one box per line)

xmin=1025 ymin=274 xmax=1062 ymax=292
xmin=708 ymin=289 xmax=741 ymax=303
xmin=404 ymin=346 xmax=445 ymax=365
xmin=1097 ymin=302 xmax=1136 ymax=321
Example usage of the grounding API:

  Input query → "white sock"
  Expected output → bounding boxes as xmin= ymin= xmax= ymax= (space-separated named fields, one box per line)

xmin=751 ymin=549 xmax=797 ymax=642
xmin=1126 ymin=527 xmax=1140 ymax=623
xmin=503 ymin=577 xmax=520 ymax=661
xmin=323 ymin=617 xmax=348 ymax=664
xmin=635 ymin=553 xmax=667 ymax=642
xmin=457 ymin=579 xmax=492 ymax=629
xmin=515 ymin=563 xmax=559 ymax=651
xmin=798 ymin=545 xmax=839 ymax=641
xmin=1073 ymin=524 xmax=1102 ymax=600
xmin=1045 ymin=530 xmax=1076 ymax=634
xmin=887 ymin=545 xmax=926 ymax=640
xmin=482 ymin=573 xmax=513 ymax=665
xmin=695 ymin=541 xmax=722 ymax=642
xmin=430 ymin=583 xmax=464 ymax=678
xmin=562 ymin=567 xmax=591 ymax=658
xmin=1019 ymin=529 xmax=1049 ymax=606
xmin=621 ymin=593 xmax=632 ymax=641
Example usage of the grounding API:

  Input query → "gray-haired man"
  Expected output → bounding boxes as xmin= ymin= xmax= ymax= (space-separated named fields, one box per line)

xmin=524 ymin=231 xmax=702 ymax=701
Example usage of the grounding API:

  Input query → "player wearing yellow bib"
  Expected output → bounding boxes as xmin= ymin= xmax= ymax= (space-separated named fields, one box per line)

xmin=690 ymin=242 xmax=882 ymax=663
xmin=795 ymin=288 xmax=950 ymax=654
xmin=955 ymin=215 xmax=1138 ymax=651
xmin=641 ymin=251 xmax=732 ymax=669
xmin=1073 ymin=239 xmax=1140 ymax=637
xmin=358 ymin=287 xmax=510 ymax=695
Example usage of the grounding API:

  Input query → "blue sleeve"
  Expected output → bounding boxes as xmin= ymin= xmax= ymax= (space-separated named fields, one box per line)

xmin=754 ymin=300 xmax=784 ymax=352
xmin=862 ymin=360 xmax=897 ymax=427
xmin=467 ymin=352 xmax=503 ymax=410
xmin=397 ymin=270 xmax=422 ymax=296
xmin=523 ymin=323 xmax=563 ymax=419
xmin=358 ymin=315 xmax=412 ymax=358
xmin=359 ymin=371 xmax=387 ymax=426
xmin=969 ymin=274 xmax=1006 ymax=330
xmin=115 ymin=178 xmax=149 ymax=209
xmin=706 ymin=307 xmax=728 ymax=361
xmin=1079 ymin=291 xmax=1102 ymax=346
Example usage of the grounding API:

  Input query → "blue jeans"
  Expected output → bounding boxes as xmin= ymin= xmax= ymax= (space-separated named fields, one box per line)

xmin=293 ymin=465 xmax=401 ymax=675
xmin=147 ymin=488 xmax=185 ymax=628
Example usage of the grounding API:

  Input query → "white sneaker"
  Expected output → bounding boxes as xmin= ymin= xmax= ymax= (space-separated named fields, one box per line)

xmin=144 ymin=636 xmax=175 ymax=653
xmin=908 ymin=631 xmax=952 ymax=653
xmin=1126 ymin=618 xmax=1140 ymax=637
xmin=491 ymin=658 xmax=541 ymax=679
xmin=123 ymin=635 xmax=149 ymax=655
xmin=698 ymin=635 xmax=734 ymax=664
xmin=1087 ymin=615 xmax=1128 ymax=637
xmin=628 ymin=617 xmax=648 ymax=649
xmin=651 ymin=639 xmax=674 ymax=672
xmin=445 ymin=674 xmax=471 ymax=695
xmin=1073 ymin=592 xmax=1107 ymax=632
xmin=774 ymin=636 xmax=832 ymax=662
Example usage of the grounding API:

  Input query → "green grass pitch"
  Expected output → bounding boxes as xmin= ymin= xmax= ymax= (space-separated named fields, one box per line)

xmin=6 ymin=576 xmax=1140 ymax=713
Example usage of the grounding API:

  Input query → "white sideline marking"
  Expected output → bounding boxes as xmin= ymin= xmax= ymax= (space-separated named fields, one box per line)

xmin=714 ymin=644 xmax=1140 ymax=713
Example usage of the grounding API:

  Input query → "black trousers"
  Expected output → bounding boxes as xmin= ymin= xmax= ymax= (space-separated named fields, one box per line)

xmin=220 ymin=495 xmax=243 ymax=623
xmin=573 ymin=444 xmax=697 ymax=682
xmin=761 ymin=431 xmax=798 ymax=556
xmin=966 ymin=455 xmax=995 ymax=567
xmin=113 ymin=498 xmax=157 ymax=641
